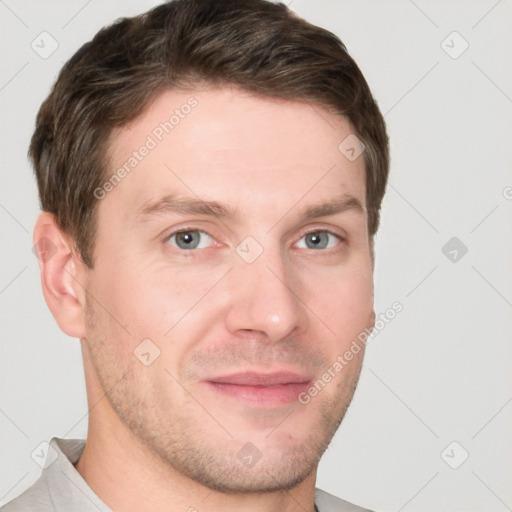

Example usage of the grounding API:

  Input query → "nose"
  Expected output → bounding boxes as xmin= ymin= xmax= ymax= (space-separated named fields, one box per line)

xmin=223 ymin=245 xmax=309 ymax=344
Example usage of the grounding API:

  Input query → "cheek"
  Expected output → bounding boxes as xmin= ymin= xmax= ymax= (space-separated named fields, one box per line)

xmin=306 ymin=265 xmax=373 ymax=344
xmin=94 ymin=259 xmax=224 ymax=342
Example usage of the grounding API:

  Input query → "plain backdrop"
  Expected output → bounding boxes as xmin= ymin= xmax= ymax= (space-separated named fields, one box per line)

xmin=1 ymin=1 xmax=511 ymax=511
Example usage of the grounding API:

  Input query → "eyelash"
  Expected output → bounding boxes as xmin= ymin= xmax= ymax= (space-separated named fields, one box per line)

xmin=164 ymin=227 xmax=346 ymax=254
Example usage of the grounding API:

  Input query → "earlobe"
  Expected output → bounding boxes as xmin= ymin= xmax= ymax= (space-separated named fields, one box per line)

xmin=33 ymin=212 xmax=87 ymax=339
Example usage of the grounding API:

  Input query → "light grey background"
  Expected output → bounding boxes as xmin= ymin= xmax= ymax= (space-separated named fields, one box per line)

xmin=1 ymin=1 xmax=511 ymax=510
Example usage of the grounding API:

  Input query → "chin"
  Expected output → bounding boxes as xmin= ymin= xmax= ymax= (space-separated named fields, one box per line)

xmin=173 ymin=444 xmax=319 ymax=494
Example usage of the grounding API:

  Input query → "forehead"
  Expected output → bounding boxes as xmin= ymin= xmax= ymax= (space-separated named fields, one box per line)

xmin=103 ymin=86 xmax=366 ymax=223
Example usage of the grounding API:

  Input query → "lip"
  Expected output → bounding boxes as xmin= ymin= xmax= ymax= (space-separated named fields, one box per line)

xmin=204 ymin=371 xmax=312 ymax=406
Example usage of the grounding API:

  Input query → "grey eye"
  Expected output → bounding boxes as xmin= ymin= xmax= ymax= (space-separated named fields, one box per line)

xmin=168 ymin=230 xmax=213 ymax=250
xmin=297 ymin=231 xmax=341 ymax=250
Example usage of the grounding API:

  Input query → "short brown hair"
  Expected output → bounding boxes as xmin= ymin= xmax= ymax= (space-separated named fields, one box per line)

xmin=30 ymin=0 xmax=389 ymax=268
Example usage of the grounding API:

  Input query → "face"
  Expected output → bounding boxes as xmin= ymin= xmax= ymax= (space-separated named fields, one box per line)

xmin=80 ymin=86 xmax=375 ymax=492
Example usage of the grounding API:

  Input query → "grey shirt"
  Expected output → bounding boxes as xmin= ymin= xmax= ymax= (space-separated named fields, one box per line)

xmin=1 ymin=438 xmax=372 ymax=512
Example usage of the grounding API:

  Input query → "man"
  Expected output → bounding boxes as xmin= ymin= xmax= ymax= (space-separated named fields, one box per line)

xmin=2 ymin=0 xmax=389 ymax=510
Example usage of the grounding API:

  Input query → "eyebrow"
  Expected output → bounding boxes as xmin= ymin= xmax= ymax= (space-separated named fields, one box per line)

xmin=134 ymin=193 xmax=364 ymax=223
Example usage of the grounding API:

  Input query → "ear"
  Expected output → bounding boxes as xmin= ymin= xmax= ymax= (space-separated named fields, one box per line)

xmin=33 ymin=212 xmax=87 ymax=339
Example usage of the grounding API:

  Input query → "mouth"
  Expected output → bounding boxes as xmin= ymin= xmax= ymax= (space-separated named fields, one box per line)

xmin=203 ymin=371 xmax=312 ymax=406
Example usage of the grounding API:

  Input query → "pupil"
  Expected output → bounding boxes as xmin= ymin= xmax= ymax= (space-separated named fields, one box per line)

xmin=178 ymin=232 xmax=198 ymax=248
xmin=307 ymin=232 xmax=327 ymax=249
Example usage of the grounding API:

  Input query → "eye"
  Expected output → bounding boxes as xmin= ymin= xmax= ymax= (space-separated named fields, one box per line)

xmin=166 ymin=229 xmax=213 ymax=250
xmin=296 ymin=230 xmax=342 ymax=250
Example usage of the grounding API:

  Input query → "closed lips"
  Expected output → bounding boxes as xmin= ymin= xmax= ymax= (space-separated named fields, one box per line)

xmin=206 ymin=371 xmax=312 ymax=386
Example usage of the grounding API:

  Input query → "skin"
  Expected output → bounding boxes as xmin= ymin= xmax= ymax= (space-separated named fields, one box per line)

xmin=34 ymin=85 xmax=375 ymax=512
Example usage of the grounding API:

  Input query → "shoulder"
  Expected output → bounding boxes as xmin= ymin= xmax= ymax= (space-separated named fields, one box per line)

xmin=315 ymin=488 xmax=375 ymax=512
xmin=0 ymin=437 xmax=88 ymax=512
xmin=0 ymin=477 xmax=53 ymax=512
